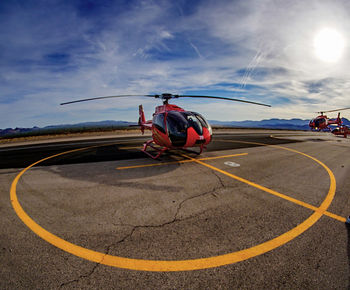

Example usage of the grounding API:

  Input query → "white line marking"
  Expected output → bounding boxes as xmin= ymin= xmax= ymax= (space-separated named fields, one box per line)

xmin=224 ymin=161 xmax=240 ymax=167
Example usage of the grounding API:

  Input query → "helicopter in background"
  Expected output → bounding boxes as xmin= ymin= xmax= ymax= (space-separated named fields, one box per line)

xmin=331 ymin=125 xmax=349 ymax=138
xmin=61 ymin=93 xmax=271 ymax=158
xmin=309 ymin=107 xmax=350 ymax=137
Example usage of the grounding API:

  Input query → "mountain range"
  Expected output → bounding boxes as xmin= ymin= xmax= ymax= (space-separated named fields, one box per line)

xmin=1 ymin=118 xmax=349 ymax=137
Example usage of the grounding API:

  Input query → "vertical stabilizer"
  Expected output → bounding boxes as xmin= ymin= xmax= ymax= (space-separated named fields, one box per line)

xmin=139 ymin=105 xmax=146 ymax=134
xmin=337 ymin=112 xmax=342 ymax=125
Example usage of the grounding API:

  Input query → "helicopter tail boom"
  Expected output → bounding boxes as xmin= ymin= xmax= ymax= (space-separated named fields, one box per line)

xmin=328 ymin=112 xmax=343 ymax=126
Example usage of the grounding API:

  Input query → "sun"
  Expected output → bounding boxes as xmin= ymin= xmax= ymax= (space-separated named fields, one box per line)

xmin=313 ymin=28 xmax=345 ymax=63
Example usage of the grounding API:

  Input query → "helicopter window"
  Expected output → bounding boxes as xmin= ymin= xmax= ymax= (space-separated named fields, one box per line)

xmin=166 ymin=111 xmax=188 ymax=147
xmin=314 ymin=118 xmax=326 ymax=127
xmin=183 ymin=112 xmax=203 ymax=135
xmin=153 ymin=113 xmax=166 ymax=134
xmin=191 ymin=112 xmax=212 ymax=135
xmin=191 ymin=112 xmax=208 ymax=128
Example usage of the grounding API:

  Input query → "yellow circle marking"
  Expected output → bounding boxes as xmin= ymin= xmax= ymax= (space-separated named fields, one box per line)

xmin=10 ymin=143 xmax=336 ymax=271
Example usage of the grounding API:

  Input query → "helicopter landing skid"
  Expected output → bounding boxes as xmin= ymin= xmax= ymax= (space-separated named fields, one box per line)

xmin=142 ymin=140 xmax=168 ymax=159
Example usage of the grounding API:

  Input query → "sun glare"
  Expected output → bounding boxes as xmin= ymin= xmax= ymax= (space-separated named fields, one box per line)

xmin=314 ymin=28 xmax=345 ymax=63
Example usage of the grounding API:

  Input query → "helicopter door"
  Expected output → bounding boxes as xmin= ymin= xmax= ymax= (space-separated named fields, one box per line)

xmin=166 ymin=111 xmax=188 ymax=147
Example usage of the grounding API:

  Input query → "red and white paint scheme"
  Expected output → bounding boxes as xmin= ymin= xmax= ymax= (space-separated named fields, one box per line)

xmin=332 ymin=125 xmax=349 ymax=138
xmin=138 ymin=102 xmax=212 ymax=158
xmin=309 ymin=107 xmax=350 ymax=138
xmin=61 ymin=93 xmax=270 ymax=159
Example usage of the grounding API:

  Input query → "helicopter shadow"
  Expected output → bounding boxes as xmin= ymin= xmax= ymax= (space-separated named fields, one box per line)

xmin=39 ymin=134 xmax=302 ymax=187
xmin=39 ymin=144 xmax=200 ymax=194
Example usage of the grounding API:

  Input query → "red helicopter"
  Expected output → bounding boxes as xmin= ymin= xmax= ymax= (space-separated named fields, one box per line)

xmin=309 ymin=107 xmax=350 ymax=134
xmin=331 ymin=125 xmax=349 ymax=138
xmin=61 ymin=93 xmax=270 ymax=158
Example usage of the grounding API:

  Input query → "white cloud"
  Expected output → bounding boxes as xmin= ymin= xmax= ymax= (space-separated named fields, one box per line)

xmin=1 ymin=0 xmax=350 ymax=128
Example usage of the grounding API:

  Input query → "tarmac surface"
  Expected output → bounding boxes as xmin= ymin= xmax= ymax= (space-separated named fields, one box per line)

xmin=1 ymin=130 xmax=350 ymax=289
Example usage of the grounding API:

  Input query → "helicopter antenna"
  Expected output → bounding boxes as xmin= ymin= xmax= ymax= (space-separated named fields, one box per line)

xmin=60 ymin=93 xmax=271 ymax=107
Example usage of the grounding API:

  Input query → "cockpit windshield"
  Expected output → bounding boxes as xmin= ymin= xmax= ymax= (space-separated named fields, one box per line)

xmin=166 ymin=111 xmax=188 ymax=146
xmin=184 ymin=113 xmax=203 ymax=135
xmin=314 ymin=118 xmax=326 ymax=127
xmin=166 ymin=111 xmax=208 ymax=146
xmin=191 ymin=112 xmax=212 ymax=135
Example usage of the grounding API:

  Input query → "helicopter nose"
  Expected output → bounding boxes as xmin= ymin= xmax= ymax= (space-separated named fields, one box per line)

xmin=195 ymin=135 xmax=206 ymax=145
xmin=184 ymin=127 xmax=211 ymax=147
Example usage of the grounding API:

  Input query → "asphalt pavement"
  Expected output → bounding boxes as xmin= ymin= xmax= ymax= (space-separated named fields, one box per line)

xmin=1 ymin=130 xmax=350 ymax=289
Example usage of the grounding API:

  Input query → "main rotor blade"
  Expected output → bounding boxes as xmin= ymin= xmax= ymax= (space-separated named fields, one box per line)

xmin=60 ymin=95 xmax=154 ymax=105
xmin=60 ymin=93 xmax=271 ymax=107
xmin=318 ymin=107 xmax=350 ymax=114
xmin=178 ymin=95 xmax=271 ymax=107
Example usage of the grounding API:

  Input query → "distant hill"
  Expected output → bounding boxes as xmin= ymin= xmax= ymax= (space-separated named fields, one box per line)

xmin=209 ymin=118 xmax=310 ymax=130
xmin=209 ymin=117 xmax=350 ymax=130
xmin=43 ymin=120 xmax=136 ymax=129
xmin=0 ymin=120 xmax=137 ymax=138
xmin=1 ymin=118 xmax=349 ymax=138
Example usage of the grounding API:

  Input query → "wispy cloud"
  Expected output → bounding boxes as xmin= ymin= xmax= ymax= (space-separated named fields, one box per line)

xmin=1 ymin=0 xmax=350 ymax=128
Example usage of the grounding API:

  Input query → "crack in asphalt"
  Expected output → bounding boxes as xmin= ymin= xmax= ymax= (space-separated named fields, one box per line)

xmin=111 ymin=184 xmax=226 ymax=243
xmin=59 ymin=174 xmax=229 ymax=284
xmin=1 ymin=247 xmax=12 ymax=253
xmin=58 ymin=227 xmax=137 ymax=288
xmin=212 ymin=170 xmax=226 ymax=189
xmin=108 ymin=162 xmax=235 ymax=238
xmin=59 ymin=262 xmax=100 ymax=288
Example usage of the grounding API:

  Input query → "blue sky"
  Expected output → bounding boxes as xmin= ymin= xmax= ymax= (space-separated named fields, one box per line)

xmin=1 ymin=0 xmax=350 ymax=128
